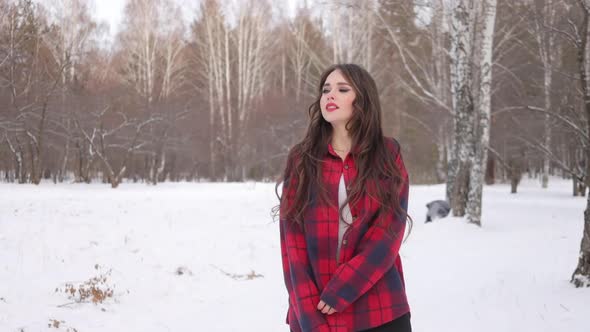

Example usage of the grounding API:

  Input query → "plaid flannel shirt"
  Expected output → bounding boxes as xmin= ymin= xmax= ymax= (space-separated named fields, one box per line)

xmin=279 ymin=136 xmax=410 ymax=332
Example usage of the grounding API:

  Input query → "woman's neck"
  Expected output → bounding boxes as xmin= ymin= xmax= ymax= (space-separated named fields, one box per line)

xmin=331 ymin=125 xmax=352 ymax=152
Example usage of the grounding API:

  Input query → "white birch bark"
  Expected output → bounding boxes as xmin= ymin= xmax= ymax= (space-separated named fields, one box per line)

xmin=467 ymin=0 xmax=497 ymax=226
xmin=449 ymin=0 xmax=475 ymax=216
xmin=233 ymin=0 xmax=272 ymax=180
xmin=529 ymin=0 xmax=561 ymax=188
xmin=290 ymin=15 xmax=311 ymax=102
xmin=196 ymin=0 xmax=272 ymax=181
xmin=120 ymin=0 xmax=170 ymax=105
xmin=46 ymin=0 xmax=97 ymax=182
xmin=572 ymin=0 xmax=590 ymax=288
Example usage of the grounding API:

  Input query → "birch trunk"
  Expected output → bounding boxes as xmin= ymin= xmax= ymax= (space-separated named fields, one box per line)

xmin=433 ymin=0 xmax=452 ymax=184
xmin=449 ymin=0 xmax=475 ymax=215
xmin=572 ymin=0 xmax=590 ymax=288
xmin=5 ymin=134 xmax=25 ymax=183
xmin=467 ymin=0 xmax=497 ymax=226
xmin=197 ymin=0 xmax=271 ymax=181
xmin=530 ymin=0 xmax=560 ymax=189
xmin=436 ymin=126 xmax=447 ymax=183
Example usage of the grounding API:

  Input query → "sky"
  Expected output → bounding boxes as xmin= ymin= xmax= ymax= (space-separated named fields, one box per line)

xmin=35 ymin=0 xmax=429 ymax=47
xmin=91 ymin=0 xmax=200 ymax=39
xmin=92 ymin=0 xmax=126 ymax=37
xmin=89 ymin=0 xmax=300 ymax=40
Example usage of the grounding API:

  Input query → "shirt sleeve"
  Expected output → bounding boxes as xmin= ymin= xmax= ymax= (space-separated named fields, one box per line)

xmin=319 ymin=143 xmax=409 ymax=313
xmin=280 ymin=150 xmax=331 ymax=332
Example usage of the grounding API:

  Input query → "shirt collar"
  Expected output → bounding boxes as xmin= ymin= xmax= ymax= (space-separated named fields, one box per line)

xmin=327 ymin=141 xmax=340 ymax=158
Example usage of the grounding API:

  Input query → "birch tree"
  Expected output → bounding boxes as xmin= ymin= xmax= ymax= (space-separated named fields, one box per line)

xmin=466 ymin=0 xmax=497 ymax=226
xmin=376 ymin=0 xmax=454 ymax=182
xmin=448 ymin=0 xmax=497 ymax=225
xmin=449 ymin=0 xmax=476 ymax=217
xmin=233 ymin=0 xmax=274 ymax=180
xmin=193 ymin=0 xmax=273 ymax=181
xmin=192 ymin=0 xmax=228 ymax=180
xmin=0 ymin=0 xmax=65 ymax=184
xmin=511 ymin=0 xmax=590 ymax=285
xmin=119 ymin=0 xmax=167 ymax=106
xmin=527 ymin=0 xmax=564 ymax=188
xmin=570 ymin=0 xmax=590 ymax=288
xmin=117 ymin=0 xmax=187 ymax=184
xmin=320 ymin=0 xmax=378 ymax=74
xmin=45 ymin=0 xmax=98 ymax=182
xmin=286 ymin=8 xmax=329 ymax=102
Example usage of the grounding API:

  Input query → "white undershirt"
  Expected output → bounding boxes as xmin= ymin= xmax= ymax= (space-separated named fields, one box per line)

xmin=337 ymin=173 xmax=353 ymax=262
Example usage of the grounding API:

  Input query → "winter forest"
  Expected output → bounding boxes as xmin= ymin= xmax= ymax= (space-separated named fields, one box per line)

xmin=1 ymin=0 xmax=590 ymax=331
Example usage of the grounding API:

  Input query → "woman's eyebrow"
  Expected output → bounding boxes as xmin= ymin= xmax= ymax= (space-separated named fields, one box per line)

xmin=323 ymin=82 xmax=351 ymax=87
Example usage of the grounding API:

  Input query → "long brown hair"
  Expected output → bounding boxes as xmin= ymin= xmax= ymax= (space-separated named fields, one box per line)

xmin=273 ymin=63 xmax=412 ymax=237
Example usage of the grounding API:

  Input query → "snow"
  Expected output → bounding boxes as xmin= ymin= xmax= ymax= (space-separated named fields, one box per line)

xmin=0 ymin=177 xmax=588 ymax=331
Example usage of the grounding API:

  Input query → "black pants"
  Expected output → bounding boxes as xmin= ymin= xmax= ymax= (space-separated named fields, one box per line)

xmin=290 ymin=313 xmax=411 ymax=332
xmin=359 ymin=312 xmax=412 ymax=332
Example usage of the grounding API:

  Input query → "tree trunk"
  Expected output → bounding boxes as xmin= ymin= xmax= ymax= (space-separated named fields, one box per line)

xmin=448 ymin=0 xmax=475 ymax=212
xmin=452 ymin=162 xmax=471 ymax=216
xmin=572 ymin=0 xmax=590 ymax=287
xmin=510 ymin=177 xmax=518 ymax=193
xmin=509 ymin=165 xmax=521 ymax=194
xmin=485 ymin=154 xmax=495 ymax=185
xmin=445 ymin=129 xmax=456 ymax=202
xmin=59 ymin=133 xmax=70 ymax=182
xmin=435 ymin=126 xmax=447 ymax=183
xmin=572 ymin=193 xmax=590 ymax=287
xmin=467 ymin=0 xmax=497 ymax=226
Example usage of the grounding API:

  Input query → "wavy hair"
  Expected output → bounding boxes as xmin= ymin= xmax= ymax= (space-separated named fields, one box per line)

xmin=273 ymin=63 xmax=412 ymax=237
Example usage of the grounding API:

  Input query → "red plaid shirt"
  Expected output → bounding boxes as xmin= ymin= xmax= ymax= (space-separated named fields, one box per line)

xmin=279 ymin=136 xmax=410 ymax=332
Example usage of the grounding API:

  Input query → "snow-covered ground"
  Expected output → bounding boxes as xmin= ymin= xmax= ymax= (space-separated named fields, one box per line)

xmin=0 ymin=177 xmax=588 ymax=332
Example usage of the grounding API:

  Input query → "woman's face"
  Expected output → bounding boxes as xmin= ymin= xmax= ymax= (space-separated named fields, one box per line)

xmin=320 ymin=69 xmax=356 ymax=126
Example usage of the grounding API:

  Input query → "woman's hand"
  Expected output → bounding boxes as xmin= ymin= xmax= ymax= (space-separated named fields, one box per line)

xmin=317 ymin=300 xmax=337 ymax=315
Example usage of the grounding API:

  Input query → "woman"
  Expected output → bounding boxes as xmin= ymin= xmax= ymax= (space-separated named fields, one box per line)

xmin=277 ymin=63 xmax=413 ymax=332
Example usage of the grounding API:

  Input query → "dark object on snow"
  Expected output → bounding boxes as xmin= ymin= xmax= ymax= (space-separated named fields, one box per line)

xmin=425 ymin=200 xmax=451 ymax=223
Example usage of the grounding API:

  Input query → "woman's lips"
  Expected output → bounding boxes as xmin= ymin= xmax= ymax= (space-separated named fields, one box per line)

xmin=326 ymin=102 xmax=339 ymax=112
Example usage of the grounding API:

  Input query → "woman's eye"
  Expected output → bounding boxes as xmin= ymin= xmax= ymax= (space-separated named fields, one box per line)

xmin=322 ymin=89 xmax=349 ymax=94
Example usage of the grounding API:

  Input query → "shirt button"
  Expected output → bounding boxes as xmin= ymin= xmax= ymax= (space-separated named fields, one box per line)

xmin=344 ymin=164 xmax=349 ymax=170
xmin=343 ymin=239 xmax=348 ymax=245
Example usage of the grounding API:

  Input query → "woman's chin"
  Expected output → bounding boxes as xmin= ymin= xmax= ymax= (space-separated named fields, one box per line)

xmin=322 ymin=113 xmax=343 ymax=122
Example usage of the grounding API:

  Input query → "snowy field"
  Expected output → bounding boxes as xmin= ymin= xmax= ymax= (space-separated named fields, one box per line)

xmin=0 ymin=176 xmax=588 ymax=332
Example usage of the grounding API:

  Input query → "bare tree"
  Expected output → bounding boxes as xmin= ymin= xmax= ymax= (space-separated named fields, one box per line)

xmin=116 ymin=0 xmax=188 ymax=184
xmin=375 ymin=0 xmax=454 ymax=181
xmin=0 ymin=0 xmax=68 ymax=184
xmin=526 ymin=0 xmax=565 ymax=188
xmin=44 ymin=0 xmax=100 ymax=182
xmin=192 ymin=0 xmax=228 ymax=180
xmin=286 ymin=8 xmax=329 ymax=102
xmin=569 ymin=0 xmax=590 ymax=288
xmin=516 ymin=0 xmax=590 ymax=286
xmin=118 ymin=0 xmax=161 ymax=106
xmin=75 ymin=107 xmax=161 ymax=188
xmin=193 ymin=0 xmax=274 ymax=181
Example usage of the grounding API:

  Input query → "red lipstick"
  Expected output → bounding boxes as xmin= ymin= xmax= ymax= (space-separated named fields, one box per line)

xmin=326 ymin=102 xmax=339 ymax=112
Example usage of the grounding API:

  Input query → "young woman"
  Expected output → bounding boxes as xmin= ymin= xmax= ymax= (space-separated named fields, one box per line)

xmin=277 ymin=63 xmax=413 ymax=332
